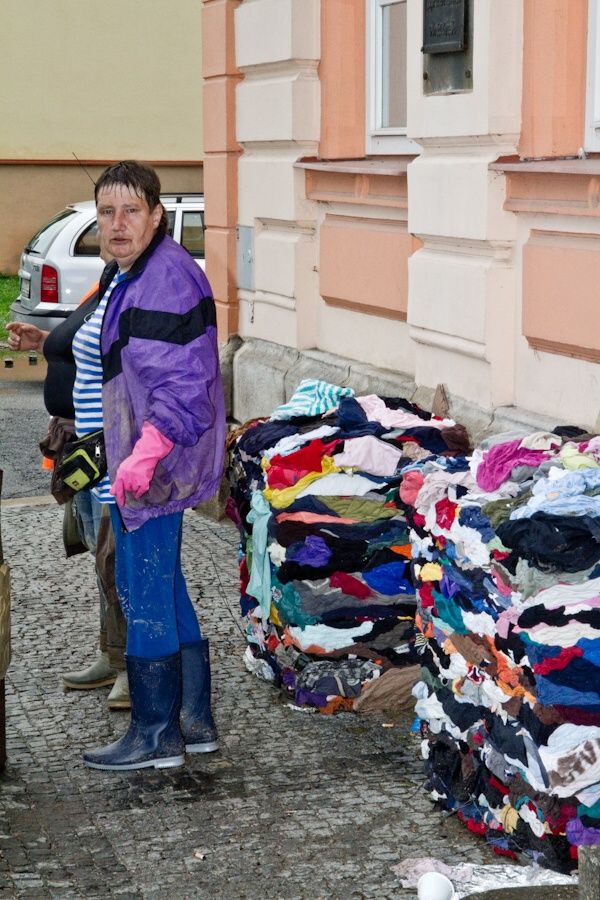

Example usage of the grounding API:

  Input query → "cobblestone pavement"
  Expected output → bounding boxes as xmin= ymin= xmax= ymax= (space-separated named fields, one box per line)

xmin=0 ymin=500 xmax=495 ymax=899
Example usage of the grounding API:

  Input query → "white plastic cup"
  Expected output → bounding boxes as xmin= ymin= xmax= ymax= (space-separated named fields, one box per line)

xmin=416 ymin=871 xmax=456 ymax=900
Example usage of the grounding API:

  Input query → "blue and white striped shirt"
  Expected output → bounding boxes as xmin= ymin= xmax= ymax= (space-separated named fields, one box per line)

xmin=72 ymin=272 xmax=125 ymax=503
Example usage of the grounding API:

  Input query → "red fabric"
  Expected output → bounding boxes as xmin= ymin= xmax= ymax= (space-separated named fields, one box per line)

xmin=489 ymin=775 xmax=510 ymax=796
xmin=240 ymin=557 xmax=250 ymax=594
xmin=435 ymin=496 xmax=458 ymax=530
xmin=492 ymin=846 xmax=518 ymax=860
xmin=466 ymin=818 xmax=486 ymax=836
xmin=491 ymin=549 xmax=511 ymax=560
xmin=266 ymin=633 xmax=280 ymax=653
xmin=533 ymin=646 xmax=583 ymax=675
xmin=266 ymin=438 xmax=340 ymax=488
xmin=418 ymin=582 xmax=435 ymax=608
xmin=329 ymin=572 xmax=373 ymax=599
xmin=545 ymin=804 xmax=578 ymax=835
xmin=555 ymin=706 xmax=600 ymax=726
xmin=413 ymin=512 xmax=426 ymax=527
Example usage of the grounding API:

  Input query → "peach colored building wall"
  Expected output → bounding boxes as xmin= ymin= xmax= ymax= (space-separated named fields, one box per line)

xmin=523 ymin=229 xmax=600 ymax=362
xmin=519 ymin=0 xmax=588 ymax=159
xmin=319 ymin=0 xmax=365 ymax=160
xmin=302 ymin=160 xmax=414 ymax=334
xmin=202 ymin=0 xmax=241 ymax=339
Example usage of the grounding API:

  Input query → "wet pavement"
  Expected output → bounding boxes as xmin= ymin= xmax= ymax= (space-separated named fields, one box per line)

xmin=0 ymin=499 xmax=580 ymax=898
xmin=0 ymin=498 xmax=490 ymax=899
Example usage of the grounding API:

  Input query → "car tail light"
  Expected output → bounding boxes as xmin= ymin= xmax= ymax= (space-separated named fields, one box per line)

xmin=41 ymin=265 xmax=58 ymax=303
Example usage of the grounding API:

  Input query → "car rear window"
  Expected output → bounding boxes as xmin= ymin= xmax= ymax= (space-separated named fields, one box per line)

xmin=181 ymin=210 xmax=205 ymax=259
xmin=74 ymin=221 xmax=100 ymax=256
xmin=26 ymin=209 xmax=77 ymax=255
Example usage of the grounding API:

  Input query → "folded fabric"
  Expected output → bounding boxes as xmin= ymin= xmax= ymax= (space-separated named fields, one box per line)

xmin=270 ymin=379 xmax=354 ymax=421
xmin=334 ymin=435 xmax=402 ymax=476
xmin=285 ymin=621 xmax=375 ymax=653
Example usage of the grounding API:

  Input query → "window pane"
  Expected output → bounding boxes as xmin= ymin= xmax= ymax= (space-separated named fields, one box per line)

xmin=166 ymin=210 xmax=175 ymax=236
xmin=181 ymin=211 xmax=205 ymax=259
xmin=74 ymin=221 xmax=100 ymax=257
xmin=381 ymin=1 xmax=407 ymax=129
xmin=26 ymin=209 xmax=76 ymax=255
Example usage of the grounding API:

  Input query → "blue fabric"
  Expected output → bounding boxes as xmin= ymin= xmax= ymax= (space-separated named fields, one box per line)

xmin=109 ymin=507 xmax=201 ymax=658
xmin=246 ymin=490 xmax=273 ymax=620
xmin=578 ymin=637 xmax=600 ymax=666
xmin=362 ymin=561 xmax=413 ymax=595
xmin=332 ymin=397 xmax=387 ymax=438
xmin=72 ymin=490 xmax=107 ymax=632
xmin=458 ymin=506 xmax=496 ymax=542
xmin=535 ymin=675 xmax=600 ymax=709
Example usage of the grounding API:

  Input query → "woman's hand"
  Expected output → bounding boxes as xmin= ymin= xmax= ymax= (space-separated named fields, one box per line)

xmin=5 ymin=322 xmax=49 ymax=353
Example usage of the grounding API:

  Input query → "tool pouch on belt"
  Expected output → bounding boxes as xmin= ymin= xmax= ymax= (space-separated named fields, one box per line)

xmin=55 ymin=430 xmax=107 ymax=494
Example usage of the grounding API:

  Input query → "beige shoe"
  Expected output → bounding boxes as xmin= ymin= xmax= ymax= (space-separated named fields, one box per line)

xmin=107 ymin=670 xmax=131 ymax=710
xmin=63 ymin=651 xmax=117 ymax=690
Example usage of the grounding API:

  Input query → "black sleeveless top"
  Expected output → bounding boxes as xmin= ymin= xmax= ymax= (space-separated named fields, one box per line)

xmin=43 ymin=291 xmax=99 ymax=418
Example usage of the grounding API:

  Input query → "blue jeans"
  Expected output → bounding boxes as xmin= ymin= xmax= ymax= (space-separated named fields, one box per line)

xmin=109 ymin=508 xmax=201 ymax=659
xmin=72 ymin=492 xmax=126 ymax=666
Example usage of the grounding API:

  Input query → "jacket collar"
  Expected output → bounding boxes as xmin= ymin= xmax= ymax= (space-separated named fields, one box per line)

xmin=98 ymin=226 xmax=166 ymax=300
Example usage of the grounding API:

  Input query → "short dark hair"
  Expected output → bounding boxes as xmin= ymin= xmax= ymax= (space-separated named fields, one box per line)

xmin=95 ymin=160 xmax=161 ymax=207
xmin=95 ymin=160 xmax=167 ymax=232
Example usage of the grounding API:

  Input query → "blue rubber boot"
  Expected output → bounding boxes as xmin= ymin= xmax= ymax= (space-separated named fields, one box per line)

xmin=83 ymin=653 xmax=185 ymax=771
xmin=180 ymin=640 xmax=219 ymax=753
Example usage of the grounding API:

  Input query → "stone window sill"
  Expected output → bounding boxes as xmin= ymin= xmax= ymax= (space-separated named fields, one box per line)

xmin=490 ymin=156 xmax=600 ymax=217
xmin=297 ymin=157 xmax=416 ymax=209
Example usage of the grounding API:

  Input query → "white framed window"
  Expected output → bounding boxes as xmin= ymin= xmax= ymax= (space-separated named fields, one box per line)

xmin=366 ymin=0 xmax=418 ymax=155
xmin=586 ymin=0 xmax=600 ymax=151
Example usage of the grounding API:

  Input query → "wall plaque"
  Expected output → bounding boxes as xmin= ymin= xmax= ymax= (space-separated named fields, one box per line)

xmin=423 ymin=0 xmax=466 ymax=54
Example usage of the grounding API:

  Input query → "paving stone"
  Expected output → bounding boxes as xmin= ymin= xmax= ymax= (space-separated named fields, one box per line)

xmin=0 ymin=502 xmax=498 ymax=898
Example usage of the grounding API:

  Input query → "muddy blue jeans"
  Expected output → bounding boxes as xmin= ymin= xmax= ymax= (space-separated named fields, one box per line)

xmin=109 ymin=508 xmax=201 ymax=659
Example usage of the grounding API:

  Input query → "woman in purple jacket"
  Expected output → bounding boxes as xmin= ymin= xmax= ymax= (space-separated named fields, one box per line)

xmin=77 ymin=161 xmax=226 ymax=771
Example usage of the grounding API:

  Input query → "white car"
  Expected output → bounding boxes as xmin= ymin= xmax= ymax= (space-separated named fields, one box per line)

xmin=10 ymin=194 xmax=205 ymax=331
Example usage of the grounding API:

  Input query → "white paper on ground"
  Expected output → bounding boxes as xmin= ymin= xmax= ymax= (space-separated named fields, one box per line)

xmin=390 ymin=858 xmax=578 ymax=896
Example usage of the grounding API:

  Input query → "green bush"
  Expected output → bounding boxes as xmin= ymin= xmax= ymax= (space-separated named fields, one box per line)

xmin=0 ymin=275 xmax=19 ymax=335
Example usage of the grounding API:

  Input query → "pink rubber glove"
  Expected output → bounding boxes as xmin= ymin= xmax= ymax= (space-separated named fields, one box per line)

xmin=111 ymin=421 xmax=174 ymax=507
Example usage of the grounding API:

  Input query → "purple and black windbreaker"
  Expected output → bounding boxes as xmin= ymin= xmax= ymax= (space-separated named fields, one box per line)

xmin=99 ymin=232 xmax=226 ymax=531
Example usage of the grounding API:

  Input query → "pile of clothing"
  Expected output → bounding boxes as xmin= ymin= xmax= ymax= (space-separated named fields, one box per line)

xmin=227 ymin=379 xmax=469 ymax=712
xmin=408 ymin=427 xmax=600 ymax=871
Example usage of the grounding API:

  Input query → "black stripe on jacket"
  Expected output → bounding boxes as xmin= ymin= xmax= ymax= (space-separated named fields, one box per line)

xmin=102 ymin=297 xmax=217 ymax=383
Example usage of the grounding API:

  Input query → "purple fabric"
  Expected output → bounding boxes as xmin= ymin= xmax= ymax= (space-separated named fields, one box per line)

xmin=566 ymin=817 xmax=600 ymax=846
xmin=476 ymin=439 xmax=551 ymax=492
xmin=287 ymin=535 xmax=333 ymax=567
xmin=100 ymin=235 xmax=226 ymax=530
xmin=282 ymin=669 xmax=296 ymax=689
xmin=294 ymin=688 xmax=328 ymax=708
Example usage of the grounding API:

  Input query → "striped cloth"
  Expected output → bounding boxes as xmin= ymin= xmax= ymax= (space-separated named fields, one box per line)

xmin=72 ymin=272 xmax=125 ymax=503
xmin=269 ymin=379 xmax=355 ymax=421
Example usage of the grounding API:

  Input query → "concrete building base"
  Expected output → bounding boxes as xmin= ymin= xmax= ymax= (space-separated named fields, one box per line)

xmin=579 ymin=846 xmax=600 ymax=900
xmin=221 ymin=336 xmax=567 ymax=443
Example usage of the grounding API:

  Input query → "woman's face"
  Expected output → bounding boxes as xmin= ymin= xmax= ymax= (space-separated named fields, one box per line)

xmin=96 ymin=184 xmax=162 ymax=271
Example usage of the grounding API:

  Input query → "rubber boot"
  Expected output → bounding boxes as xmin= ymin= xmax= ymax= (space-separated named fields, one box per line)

xmin=106 ymin=670 xmax=131 ymax=710
xmin=180 ymin=639 xmax=219 ymax=753
xmin=63 ymin=651 xmax=117 ymax=690
xmin=83 ymin=653 xmax=185 ymax=771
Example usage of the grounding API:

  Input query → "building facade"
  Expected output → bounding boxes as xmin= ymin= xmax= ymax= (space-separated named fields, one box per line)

xmin=0 ymin=0 xmax=205 ymax=272
xmin=204 ymin=0 xmax=600 ymax=434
